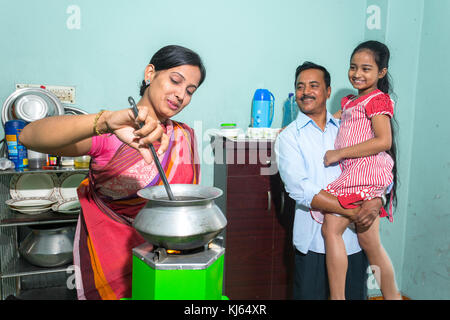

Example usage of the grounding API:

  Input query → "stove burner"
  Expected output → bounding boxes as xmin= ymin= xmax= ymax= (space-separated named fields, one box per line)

xmin=152 ymin=246 xmax=205 ymax=263
xmin=164 ymin=246 xmax=205 ymax=255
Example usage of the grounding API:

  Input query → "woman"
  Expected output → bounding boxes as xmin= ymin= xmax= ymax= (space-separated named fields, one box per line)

xmin=19 ymin=45 xmax=206 ymax=300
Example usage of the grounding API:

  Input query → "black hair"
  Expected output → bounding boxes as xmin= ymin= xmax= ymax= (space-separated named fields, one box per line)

xmin=294 ymin=61 xmax=331 ymax=88
xmin=352 ymin=40 xmax=398 ymax=209
xmin=351 ymin=40 xmax=391 ymax=94
xmin=139 ymin=45 xmax=206 ymax=96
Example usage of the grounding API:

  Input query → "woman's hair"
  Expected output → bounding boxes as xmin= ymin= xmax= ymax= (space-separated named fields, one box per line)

xmin=139 ymin=45 xmax=206 ymax=96
xmin=352 ymin=40 xmax=398 ymax=209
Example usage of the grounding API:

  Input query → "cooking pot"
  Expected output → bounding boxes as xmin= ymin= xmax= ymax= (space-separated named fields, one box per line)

xmin=19 ymin=223 xmax=75 ymax=267
xmin=133 ymin=184 xmax=227 ymax=250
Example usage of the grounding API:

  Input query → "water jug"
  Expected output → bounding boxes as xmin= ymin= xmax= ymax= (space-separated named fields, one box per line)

xmin=282 ymin=93 xmax=298 ymax=127
xmin=251 ymin=89 xmax=274 ymax=128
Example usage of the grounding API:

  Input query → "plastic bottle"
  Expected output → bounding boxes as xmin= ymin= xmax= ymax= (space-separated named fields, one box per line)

xmin=282 ymin=93 xmax=298 ymax=127
xmin=5 ymin=120 xmax=28 ymax=169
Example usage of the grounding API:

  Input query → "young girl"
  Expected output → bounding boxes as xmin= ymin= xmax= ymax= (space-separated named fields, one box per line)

xmin=312 ymin=40 xmax=401 ymax=300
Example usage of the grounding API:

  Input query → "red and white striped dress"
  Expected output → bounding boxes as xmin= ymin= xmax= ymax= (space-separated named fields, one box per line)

xmin=312 ymin=89 xmax=394 ymax=224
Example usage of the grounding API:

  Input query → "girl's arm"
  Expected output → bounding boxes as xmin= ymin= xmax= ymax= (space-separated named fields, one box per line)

xmin=311 ymin=190 xmax=360 ymax=220
xmin=323 ymin=114 xmax=392 ymax=166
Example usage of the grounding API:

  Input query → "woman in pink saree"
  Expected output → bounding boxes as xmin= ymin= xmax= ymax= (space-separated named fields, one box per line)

xmin=19 ymin=45 xmax=206 ymax=299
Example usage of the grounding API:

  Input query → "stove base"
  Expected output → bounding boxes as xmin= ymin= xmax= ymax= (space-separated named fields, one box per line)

xmin=131 ymin=242 xmax=225 ymax=300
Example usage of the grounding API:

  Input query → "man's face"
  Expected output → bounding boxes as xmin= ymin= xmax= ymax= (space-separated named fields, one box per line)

xmin=295 ymin=68 xmax=331 ymax=116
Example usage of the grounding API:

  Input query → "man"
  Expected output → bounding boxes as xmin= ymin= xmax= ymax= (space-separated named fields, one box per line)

xmin=275 ymin=62 xmax=382 ymax=300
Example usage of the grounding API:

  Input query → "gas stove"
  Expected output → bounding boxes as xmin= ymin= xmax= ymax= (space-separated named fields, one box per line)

xmin=131 ymin=238 xmax=226 ymax=300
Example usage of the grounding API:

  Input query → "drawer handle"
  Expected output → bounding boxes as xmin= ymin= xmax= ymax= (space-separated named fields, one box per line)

xmin=280 ymin=191 xmax=285 ymax=214
xmin=267 ymin=191 xmax=271 ymax=211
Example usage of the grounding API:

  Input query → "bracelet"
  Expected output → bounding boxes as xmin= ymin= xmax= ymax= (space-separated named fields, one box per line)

xmin=381 ymin=194 xmax=387 ymax=206
xmin=93 ymin=110 xmax=107 ymax=136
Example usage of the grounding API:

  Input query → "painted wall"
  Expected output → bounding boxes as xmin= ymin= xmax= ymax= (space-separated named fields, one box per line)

xmin=0 ymin=0 xmax=368 ymax=187
xmin=0 ymin=0 xmax=448 ymax=299
xmin=400 ymin=0 xmax=450 ymax=299
xmin=374 ymin=0 xmax=424 ymax=298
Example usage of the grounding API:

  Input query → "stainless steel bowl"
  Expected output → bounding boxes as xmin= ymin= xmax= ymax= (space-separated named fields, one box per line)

xmin=2 ymin=88 xmax=65 ymax=125
xmin=19 ymin=224 xmax=75 ymax=267
xmin=134 ymin=184 xmax=227 ymax=250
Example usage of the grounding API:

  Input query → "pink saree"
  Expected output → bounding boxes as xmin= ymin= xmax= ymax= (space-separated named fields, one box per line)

xmin=73 ymin=120 xmax=200 ymax=300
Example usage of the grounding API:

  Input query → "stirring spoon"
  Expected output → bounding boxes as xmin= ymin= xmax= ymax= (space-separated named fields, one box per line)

xmin=128 ymin=96 xmax=175 ymax=200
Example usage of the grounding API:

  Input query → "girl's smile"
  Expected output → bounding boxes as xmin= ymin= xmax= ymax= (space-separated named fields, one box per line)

xmin=348 ymin=49 xmax=387 ymax=97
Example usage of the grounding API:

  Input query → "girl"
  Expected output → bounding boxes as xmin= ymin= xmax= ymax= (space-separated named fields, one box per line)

xmin=315 ymin=40 xmax=401 ymax=299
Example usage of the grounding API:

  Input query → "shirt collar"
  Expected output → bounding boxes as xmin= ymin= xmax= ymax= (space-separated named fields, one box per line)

xmin=295 ymin=110 xmax=339 ymax=131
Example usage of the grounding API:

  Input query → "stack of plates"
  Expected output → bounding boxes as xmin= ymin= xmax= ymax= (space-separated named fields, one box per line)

xmin=7 ymin=173 xmax=59 ymax=215
xmin=51 ymin=172 xmax=86 ymax=214
xmin=5 ymin=198 xmax=57 ymax=215
xmin=6 ymin=172 xmax=86 ymax=215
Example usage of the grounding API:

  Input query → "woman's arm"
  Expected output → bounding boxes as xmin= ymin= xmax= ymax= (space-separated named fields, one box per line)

xmin=323 ymin=114 xmax=392 ymax=166
xmin=19 ymin=107 xmax=168 ymax=163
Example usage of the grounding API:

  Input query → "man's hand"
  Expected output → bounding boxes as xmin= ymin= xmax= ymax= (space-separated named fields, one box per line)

xmin=355 ymin=198 xmax=382 ymax=231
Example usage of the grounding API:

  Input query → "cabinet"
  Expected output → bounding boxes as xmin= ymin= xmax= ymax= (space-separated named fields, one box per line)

xmin=0 ymin=168 xmax=88 ymax=300
xmin=212 ymin=137 xmax=295 ymax=299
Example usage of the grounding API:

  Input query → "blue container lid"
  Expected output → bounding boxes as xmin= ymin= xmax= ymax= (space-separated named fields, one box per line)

xmin=253 ymin=89 xmax=272 ymax=101
xmin=5 ymin=119 xmax=28 ymax=129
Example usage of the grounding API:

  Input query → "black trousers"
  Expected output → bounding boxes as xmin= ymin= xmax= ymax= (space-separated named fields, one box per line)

xmin=293 ymin=249 xmax=369 ymax=300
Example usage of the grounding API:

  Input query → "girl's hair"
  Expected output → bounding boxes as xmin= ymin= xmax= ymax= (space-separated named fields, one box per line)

xmin=139 ymin=45 xmax=206 ymax=96
xmin=352 ymin=40 xmax=398 ymax=209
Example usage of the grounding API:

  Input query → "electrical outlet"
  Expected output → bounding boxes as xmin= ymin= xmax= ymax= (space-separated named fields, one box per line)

xmin=15 ymin=83 xmax=76 ymax=104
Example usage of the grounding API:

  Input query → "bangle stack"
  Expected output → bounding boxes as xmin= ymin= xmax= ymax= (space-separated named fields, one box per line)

xmin=93 ymin=110 xmax=107 ymax=136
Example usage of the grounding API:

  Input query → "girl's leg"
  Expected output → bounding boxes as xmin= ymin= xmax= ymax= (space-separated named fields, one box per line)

xmin=356 ymin=216 xmax=402 ymax=300
xmin=322 ymin=214 xmax=352 ymax=300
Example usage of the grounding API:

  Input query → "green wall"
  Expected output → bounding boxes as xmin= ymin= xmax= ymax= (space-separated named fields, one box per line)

xmin=0 ymin=0 xmax=448 ymax=299
xmin=400 ymin=0 xmax=450 ymax=299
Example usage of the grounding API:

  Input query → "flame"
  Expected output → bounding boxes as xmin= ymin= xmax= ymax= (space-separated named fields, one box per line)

xmin=166 ymin=249 xmax=181 ymax=254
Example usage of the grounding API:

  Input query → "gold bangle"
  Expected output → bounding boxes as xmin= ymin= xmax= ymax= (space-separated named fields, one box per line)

xmin=94 ymin=110 xmax=107 ymax=136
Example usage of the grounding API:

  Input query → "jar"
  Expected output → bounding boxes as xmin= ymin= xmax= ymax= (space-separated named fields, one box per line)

xmin=74 ymin=155 xmax=91 ymax=169
xmin=60 ymin=156 xmax=75 ymax=166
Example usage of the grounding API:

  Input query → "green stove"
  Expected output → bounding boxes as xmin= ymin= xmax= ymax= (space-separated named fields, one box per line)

xmin=131 ymin=240 xmax=226 ymax=300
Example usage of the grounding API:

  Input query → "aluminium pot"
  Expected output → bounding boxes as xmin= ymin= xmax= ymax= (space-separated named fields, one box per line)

xmin=133 ymin=184 xmax=227 ymax=250
xmin=19 ymin=223 xmax=75 ymax=267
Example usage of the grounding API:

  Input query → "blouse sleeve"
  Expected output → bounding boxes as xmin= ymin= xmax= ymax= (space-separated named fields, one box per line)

xmin=87 ymin=134 xmax=122 ymax=165
xmin=365 ymin=93 xmax=394 ymax=118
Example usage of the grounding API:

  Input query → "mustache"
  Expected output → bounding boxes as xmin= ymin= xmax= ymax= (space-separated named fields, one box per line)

xmin=300 ymin=95 xmax=315 ymax=101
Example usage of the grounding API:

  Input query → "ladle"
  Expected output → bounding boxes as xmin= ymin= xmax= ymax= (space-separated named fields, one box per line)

xmin=128 ymin=96 xmax=175 ymax=201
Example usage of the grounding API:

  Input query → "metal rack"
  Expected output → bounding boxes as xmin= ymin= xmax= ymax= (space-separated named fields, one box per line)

xmin=0 ymin=168 xmax=88 ymax=299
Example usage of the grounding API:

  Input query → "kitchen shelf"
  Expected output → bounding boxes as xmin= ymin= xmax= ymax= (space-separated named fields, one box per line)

xmin=0 ymin=167 xmax=89 ymax=175
xmin=0 ymin=256 xmax=73 ymax=279
xmin=0 ymin=167 xmax=87 ymax=299
xmin=0 ymin=210 xmax=78 ymax=227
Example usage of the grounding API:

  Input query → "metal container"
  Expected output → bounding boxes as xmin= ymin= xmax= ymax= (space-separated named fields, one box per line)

xmin=19 ymin=224 xmax=75 ymax=267
xmin=133 ymin=184 xmax=227 ymax=250
xmin=2 ymin=88 xmax=65 ymax=125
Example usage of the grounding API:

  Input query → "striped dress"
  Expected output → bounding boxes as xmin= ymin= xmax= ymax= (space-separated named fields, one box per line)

xmin=311 ymin=89 xmax=394 ymax=224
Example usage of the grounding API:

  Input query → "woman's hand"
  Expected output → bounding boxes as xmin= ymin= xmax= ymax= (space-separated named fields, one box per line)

xmin=324 ymin=149 xmax=342 ymax=166
xmin=100 ymin=107 xmax=170 ymax=164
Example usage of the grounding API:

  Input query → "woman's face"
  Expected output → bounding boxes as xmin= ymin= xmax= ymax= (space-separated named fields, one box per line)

xmin=145 ymin=64 xmax=202 ymax=122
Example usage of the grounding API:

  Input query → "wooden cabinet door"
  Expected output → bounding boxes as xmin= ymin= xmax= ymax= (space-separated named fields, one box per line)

xmin=224 ymin=174 xmax=274 ymax=299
